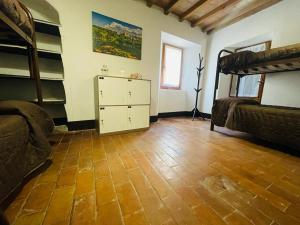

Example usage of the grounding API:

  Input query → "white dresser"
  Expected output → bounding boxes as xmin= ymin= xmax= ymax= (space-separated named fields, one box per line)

xmin=95 ymin=75 xmax=151 ymax=135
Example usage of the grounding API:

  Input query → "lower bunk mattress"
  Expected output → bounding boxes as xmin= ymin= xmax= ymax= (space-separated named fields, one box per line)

xmin=212 ymin=98 xmax=300 ymax=149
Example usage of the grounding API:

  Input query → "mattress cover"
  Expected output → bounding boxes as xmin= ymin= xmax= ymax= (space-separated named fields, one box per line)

xmin=0 ymin=115 xmax=29 ymax=202
xmin=0 ymin=101 xmax=54 ymax=203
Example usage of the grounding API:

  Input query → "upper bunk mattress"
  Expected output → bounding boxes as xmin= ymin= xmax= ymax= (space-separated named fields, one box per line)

xmin=0 ymin=0 xmax=33 ymax=36
xmin=219 ymin=43 xmax=300 ymax=74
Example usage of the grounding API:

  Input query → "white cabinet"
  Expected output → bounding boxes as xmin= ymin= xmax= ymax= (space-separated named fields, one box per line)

xmin=127 ymin=79 xmax=151 ymax=105
xmin=95 ymin=75 xmax=151 ymax=135
xmin=99 ymin=106 xmax=127 ymax=134
xmin=127 ymin=105 xmax=150 ymax=130
xmin=98 ymin=76 xmax=127 ymax=105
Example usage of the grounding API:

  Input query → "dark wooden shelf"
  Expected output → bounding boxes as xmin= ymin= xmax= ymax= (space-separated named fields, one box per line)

xmin=35 ymin=20 xmax=61 ymax=37
xmin=0 ymin=77 xmax=66 ymax=105
xmin=0 ymin=73 xmax=63 ymax=81
xmin=0 ymin=44 xmax=62 ymax=60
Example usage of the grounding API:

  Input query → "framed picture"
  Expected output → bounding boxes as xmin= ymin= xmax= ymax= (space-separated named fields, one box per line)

xmin=92 ymin=12 xmax=142 ymax=60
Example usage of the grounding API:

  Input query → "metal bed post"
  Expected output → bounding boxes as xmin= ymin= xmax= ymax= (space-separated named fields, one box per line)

xmin=210 ymin=49 xmax=233 ymax=131
xmin=19 ymin=2 xmax=43 ymax=106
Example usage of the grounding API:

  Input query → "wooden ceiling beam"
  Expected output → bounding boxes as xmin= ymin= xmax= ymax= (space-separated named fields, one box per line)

xmin=179 ymin=0 xmax=208 ymax=22
xmin=191 ymin=0 xmax=240 ymax=27
xmin=164 ymin=0 xmax=181 ymax=15
xmin=146 ymin=0 xmax=154 ymax=7
xmin=203 ymin=0 xmax=281 ymax=33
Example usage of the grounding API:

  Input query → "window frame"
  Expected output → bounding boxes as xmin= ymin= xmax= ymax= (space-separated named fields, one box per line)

xmin=160 ymin=43 xmax=183 ymax=90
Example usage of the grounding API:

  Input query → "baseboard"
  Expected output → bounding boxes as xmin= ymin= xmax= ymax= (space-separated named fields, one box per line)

xmin=150 ymin=116 xmax=158 ymax=123
xmin=68 ymin=120 xmax=96 ymax=131
xmin=53 ymin=117 xmax=68 ymax=126
xmin=158 ymin=111 xmax=191 ymax=118
xmin=149 ymin=111 xmax=211 ymax=122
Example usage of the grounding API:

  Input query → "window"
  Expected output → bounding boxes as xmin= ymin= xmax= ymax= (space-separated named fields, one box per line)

xmin=161 ymin=44 xmax=183 ymax=89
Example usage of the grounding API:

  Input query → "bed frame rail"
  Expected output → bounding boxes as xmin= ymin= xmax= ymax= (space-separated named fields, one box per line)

xmin=210 ymin=49 xmax=233 ymax=131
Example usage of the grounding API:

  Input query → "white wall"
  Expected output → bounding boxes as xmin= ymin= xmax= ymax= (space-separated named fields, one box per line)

xmin=201 ymin=0 xmax=300 ymax=113
xmin=158 ymin=32 xmax=202 ymax=113
xmin=44 ymin=0 xmax=207 ymax=121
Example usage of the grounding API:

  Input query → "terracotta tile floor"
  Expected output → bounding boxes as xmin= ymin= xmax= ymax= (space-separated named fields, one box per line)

xmin=4 ymin=118 xmax=300 ymax=225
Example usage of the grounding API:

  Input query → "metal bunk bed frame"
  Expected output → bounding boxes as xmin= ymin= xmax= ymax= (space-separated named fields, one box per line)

xmin=0 ymin=1 xmax=43 ymax=105
xmin=210 ymin=47 xmax=300 ymax=131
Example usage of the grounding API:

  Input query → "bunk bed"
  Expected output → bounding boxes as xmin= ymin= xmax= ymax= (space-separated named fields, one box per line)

xmin=211 ymin=44 xmax=300 ymax=149
xmin=0 ymin=0 xmax=54 ymax=209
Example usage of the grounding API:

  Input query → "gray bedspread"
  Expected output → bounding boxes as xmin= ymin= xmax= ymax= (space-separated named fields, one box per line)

xmin=0 ymin=101 xmax=54 ymax=203
xmin=212 ymin=97 xmax=300 ymax=149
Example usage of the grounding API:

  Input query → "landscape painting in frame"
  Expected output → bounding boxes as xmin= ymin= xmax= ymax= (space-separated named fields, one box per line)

xmin=92 ymin=12 xmax=142 ymax=60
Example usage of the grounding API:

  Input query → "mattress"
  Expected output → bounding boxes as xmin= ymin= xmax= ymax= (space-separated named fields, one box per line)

xmin=220 ymin=43 xmax=300 ymax=74
xmin=0 ymin=0 xmax=33 ymax=36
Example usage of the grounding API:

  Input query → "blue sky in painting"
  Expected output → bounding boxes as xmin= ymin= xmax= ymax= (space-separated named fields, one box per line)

xmin=92 ymin=11 xmax=142 ymax=30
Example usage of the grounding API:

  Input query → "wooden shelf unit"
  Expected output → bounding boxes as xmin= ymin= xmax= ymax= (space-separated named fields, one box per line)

xmin=0 ymin=4 xmax=66 ymax=121
xmin=35 ymin=20 xmax=61 ymax=37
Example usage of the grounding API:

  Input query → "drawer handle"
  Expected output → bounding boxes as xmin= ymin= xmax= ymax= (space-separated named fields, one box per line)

xmin=128 ymin=117 xmax=131 ymax=122
xmin=101 ymin=120 xmax=104 ymax=124
xmin=128 ymin=91 xmax=132 ymax=96
xmin=100 ymin=90 xmax=103 ymax=96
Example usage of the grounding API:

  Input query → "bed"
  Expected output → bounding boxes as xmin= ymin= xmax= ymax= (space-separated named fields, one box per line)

xmin=0 ymin=101 xmax=54 ymax=206
xmin=211 ymin=44 xmax=300 ymax=150
xmin=212 ymin=98 xmax=300 ymax=149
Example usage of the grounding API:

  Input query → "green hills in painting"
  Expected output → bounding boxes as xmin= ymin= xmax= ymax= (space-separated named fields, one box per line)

xmin=93 ymin=25 xmax=142 ymax=60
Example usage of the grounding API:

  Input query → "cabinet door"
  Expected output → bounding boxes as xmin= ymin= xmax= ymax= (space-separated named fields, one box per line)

xmin=98 ymin=76 xmax=127 ymax=105
xmin=127 ymin=106 xmax=134 ymax=130
xmin=127 ymin=105 xmax=150 ymax=130
xmin=99 ymin=106 xmax=127 ymax=134
xmin=127 ymin=79 xmax=150 ymax=105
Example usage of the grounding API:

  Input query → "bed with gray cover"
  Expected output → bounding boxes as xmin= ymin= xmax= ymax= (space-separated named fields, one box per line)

xmin=212 ymin=97 xmax=300 ymax=150
xmin=0 ymin=101 xmax=54 ymax=205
